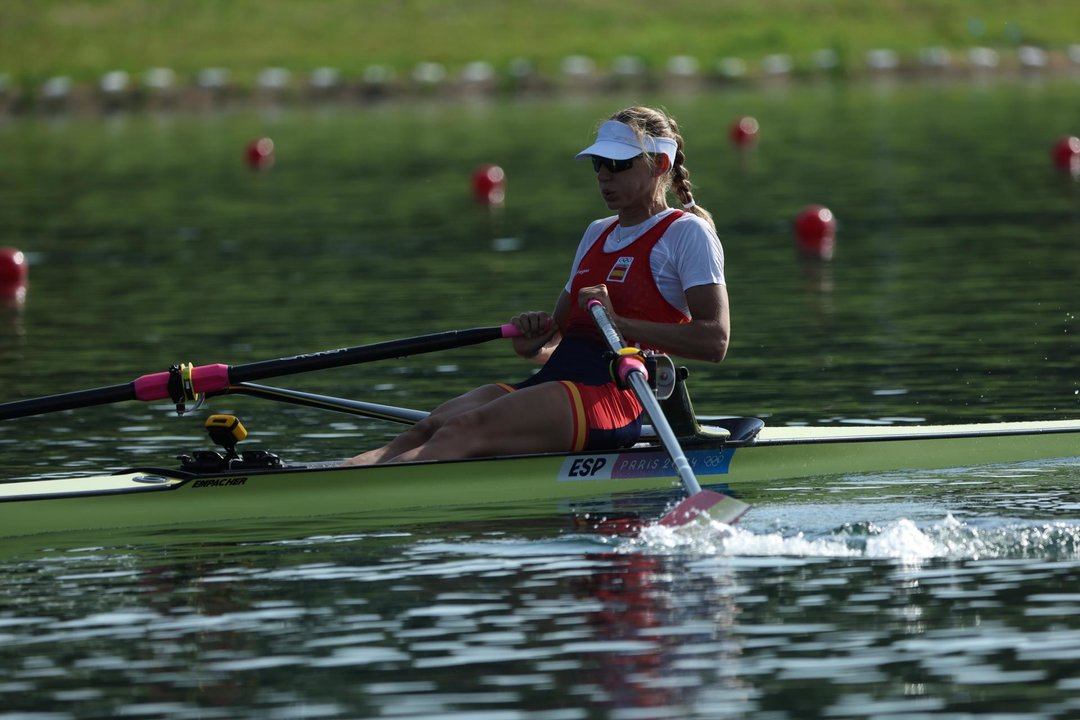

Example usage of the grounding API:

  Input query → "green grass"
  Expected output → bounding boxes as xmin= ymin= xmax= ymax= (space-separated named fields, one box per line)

xmin=2 ymin=0 xmax=1079 ymax=88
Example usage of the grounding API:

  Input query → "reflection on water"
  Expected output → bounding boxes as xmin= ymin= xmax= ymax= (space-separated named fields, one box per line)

xmin=1 ymin=80 xmax=1080 ymax=718
xmin=1 ymin=506 xmax=1079 ymax=719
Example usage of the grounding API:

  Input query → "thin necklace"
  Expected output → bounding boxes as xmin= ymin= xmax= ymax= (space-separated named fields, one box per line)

xmin=612 ymin=222 xmax=631 ymax=247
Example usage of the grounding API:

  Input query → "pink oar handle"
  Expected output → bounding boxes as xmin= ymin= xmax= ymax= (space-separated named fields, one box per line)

xmin=132 ymin=364 xmax=231 ymax=402
xmin=500 ymin=319 xmax=554 ymax=338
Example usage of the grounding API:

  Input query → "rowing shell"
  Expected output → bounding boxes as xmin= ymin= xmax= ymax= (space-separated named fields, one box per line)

xmin=2 ymin=417 xmax=1078 ymax=540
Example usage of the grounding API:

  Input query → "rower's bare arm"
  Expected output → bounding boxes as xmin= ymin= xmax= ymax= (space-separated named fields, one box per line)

xmin=612 ymin=283 xmax=730 ymax=363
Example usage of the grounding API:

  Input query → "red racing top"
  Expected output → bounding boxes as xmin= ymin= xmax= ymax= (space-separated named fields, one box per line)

xmin=564 ymin=209 xmax=690 ymax=348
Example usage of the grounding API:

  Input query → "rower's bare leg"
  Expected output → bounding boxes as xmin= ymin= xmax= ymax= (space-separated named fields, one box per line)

xmin=343 ymin=384 xmax=510 ymax=466
xmin=385 ymin=382 xmax=573 ymax=463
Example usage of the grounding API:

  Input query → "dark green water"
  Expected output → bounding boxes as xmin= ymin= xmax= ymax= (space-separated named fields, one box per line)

xmin=0 ymin=80 xmax=1079 ymax=718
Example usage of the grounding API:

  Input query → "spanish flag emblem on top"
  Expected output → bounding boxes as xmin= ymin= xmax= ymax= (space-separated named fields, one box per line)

xmin=607 ymin=256 xmax=634 ymax=283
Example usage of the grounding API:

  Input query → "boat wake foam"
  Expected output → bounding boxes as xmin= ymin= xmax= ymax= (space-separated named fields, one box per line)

xmin=623 ymin=513 xmax=1080 ymax=561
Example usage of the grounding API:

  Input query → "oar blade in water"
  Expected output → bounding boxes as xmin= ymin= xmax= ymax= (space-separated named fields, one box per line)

xmin=658 ymin=490 xmax=749 ymax=528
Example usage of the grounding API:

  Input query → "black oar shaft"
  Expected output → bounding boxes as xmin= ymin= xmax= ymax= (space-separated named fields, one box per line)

xmin=0 ymin=383 xmax=135 ymax=420
xmin=221 ymin=383 xmax=428 ymax=425
xmin=0 ymin=325 xmax=511 ymax=421
xmin=228 ymin=326 xmax=506 ymax=383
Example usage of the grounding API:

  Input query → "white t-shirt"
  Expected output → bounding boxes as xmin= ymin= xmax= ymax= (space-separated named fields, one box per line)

xmin=563 ymin=209 xmax=726 ymax=314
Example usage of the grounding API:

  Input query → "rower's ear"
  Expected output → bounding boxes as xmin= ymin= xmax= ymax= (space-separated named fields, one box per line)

xmin=654 ymin=154 xmax=671 ymax=176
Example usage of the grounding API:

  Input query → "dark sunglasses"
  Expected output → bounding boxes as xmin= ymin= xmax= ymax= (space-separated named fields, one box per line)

xmin=591 ymin=155 xmax=641 ymax=174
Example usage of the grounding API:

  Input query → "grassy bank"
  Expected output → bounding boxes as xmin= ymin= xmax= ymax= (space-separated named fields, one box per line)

xmin=2 ymin=0 xmax=1080 ymax=90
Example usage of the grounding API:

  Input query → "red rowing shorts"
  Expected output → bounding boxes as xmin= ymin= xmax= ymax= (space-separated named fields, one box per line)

xmin=496 ymin=381 xmax=643 ymax=451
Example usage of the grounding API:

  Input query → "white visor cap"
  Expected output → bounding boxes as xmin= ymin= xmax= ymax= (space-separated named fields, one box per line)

xmin=575 ymin=120 xmax=678 ymax=167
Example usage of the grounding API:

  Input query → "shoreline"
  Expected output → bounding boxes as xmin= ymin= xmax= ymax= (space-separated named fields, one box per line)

xmin=4 ymin=46 xmax=1080 ymax=119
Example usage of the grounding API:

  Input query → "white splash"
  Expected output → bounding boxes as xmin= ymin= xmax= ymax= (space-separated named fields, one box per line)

xmin=620 ymin=513 xmax=1080 ymax=561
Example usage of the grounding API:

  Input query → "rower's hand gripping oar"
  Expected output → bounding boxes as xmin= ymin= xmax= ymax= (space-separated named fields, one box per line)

xmin=0 ymin=324 xmax=525 ymax=421
xmin=586 ymin=300 xmax=748 ymax=527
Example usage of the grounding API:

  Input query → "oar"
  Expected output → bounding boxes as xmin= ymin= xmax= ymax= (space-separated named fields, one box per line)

xmin=586 ymin=300 xmax=749 ymax=527
xmin=219 ymin=382 xmax=429 ymax=425
xmin=221 ymin=383 xmax=694 ymax=444
xmin=0 ymin=324 xmax=522 ymax=421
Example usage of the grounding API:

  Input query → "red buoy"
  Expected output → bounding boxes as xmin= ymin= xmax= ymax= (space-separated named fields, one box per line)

xmin=0 ymin=247 xmax=28 ymax=306
xmin=246 ymin=137 xmax=275 ymax=171
xmin=794 ymin=205 xmax=837 ymax=260
xmin=0 ymin=247 xmax=27 ymax=287
xmin=1052 ymin=135 xmax=1080 ymax=176
xmin=729 ymin=116 xmax=759 ymax=147
xmin=471 ymin=164 xmax=506 ymax=206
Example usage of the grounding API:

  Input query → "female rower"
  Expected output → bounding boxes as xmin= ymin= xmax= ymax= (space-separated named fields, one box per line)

xmin=345 ymin=105 xmax=729 ymax=465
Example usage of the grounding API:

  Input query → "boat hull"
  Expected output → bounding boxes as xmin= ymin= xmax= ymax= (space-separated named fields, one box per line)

xmin=0 ymin=445 xmax=725 ymax=539
xmin=739 ymin=420 xmax=1080 ymax=482
xmin=2 ymin=419 xmax=1078 ymax=540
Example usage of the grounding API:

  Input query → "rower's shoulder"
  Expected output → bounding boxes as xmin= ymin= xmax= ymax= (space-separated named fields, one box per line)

xmin=670 ymin=210 xmax=714 ymax=231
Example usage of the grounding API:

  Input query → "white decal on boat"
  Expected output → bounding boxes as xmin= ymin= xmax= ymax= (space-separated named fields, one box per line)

xmin=558 ymin=449 xmax=735 ymax=482
xmin=560 ymin=455 xmax=616 ymax=480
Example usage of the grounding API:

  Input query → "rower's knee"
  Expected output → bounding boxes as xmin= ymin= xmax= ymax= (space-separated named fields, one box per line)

xmin=420 ymin=413 xmax=488 ymax=459
xmin=408 ymin=415 xmax=444 ymax=442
